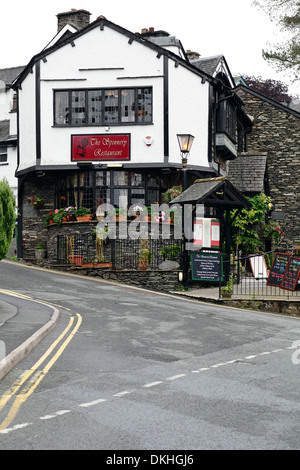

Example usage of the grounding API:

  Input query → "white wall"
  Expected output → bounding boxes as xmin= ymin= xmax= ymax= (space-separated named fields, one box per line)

xmin=18 ymin=23 xmax=210 ymax=171
xmin=18 ymin=70 xmax=36 ymax=171
xmin=168 ymin=61 xmax=209 ymax=166
xmin=0 ymin=87 xmax=18 ymax=197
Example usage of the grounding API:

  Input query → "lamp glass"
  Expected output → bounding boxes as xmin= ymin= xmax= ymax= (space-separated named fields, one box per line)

xmin=177 ymin=134 xmax=195 ymax=154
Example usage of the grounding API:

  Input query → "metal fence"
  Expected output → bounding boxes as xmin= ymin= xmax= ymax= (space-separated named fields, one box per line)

xmin=56 ymin=233 xmax=182 ymax=270
xmin=229 ymin=251 xmax=300 ymax=299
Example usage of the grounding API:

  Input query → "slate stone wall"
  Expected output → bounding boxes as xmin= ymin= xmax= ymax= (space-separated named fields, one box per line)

xmin=20 ymin=174 xmax=56 ymax=260
xmin=236 ymin=88 xmax=300 ymax=250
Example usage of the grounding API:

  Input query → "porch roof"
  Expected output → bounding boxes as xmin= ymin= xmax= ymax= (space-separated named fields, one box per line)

xmin=171 ymin=176 xmax=251 ymax=210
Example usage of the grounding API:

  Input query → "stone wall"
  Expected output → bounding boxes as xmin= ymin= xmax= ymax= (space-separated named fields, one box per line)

xmin=49 ymin=264 xmax=181 ymax=292
xmin=20 ymin=174 xmax=56 ymax=260
xmin=236 ymin=88 xmax=300 ymax=249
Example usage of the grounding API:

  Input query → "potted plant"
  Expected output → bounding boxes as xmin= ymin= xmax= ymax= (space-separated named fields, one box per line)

xmin=52 ymin=208 xmax=66 ymax=225
xmin=43 ymin=211 xmax=54 ymax=226
xmin=63 ymin=206 xmax=76 ymax=222
xmin=221 ymin=273 xmax=235 ymax=298
xmin=29 ymin=195 xmax=46 ymax=209
xmin=115 ymin=208 xmax=127 ymax=221
xmin=74 ymin=207 xmax=92 ymax=222
xmin=81 ymin=257 xmax=112 ymax=268
xmin=162 ymin=185 xmax=182 ymax=204
xmin=138 ymin=250 xmax=152 ymax=270
xmin=159 ymin=244 xmax=181 ymax=260
xmin=35 ymin=243 xmax=46 ymax=260
xmin=131 ymin=205 xmax=144 ymax=219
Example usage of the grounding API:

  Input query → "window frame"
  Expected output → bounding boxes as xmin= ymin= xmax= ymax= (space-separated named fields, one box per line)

xmin=55 ymin=169 xmax=161 ymax=212
xmin=0 ymin=146 xmax=8 ymax=163
xmin=216 ymin=96 xmax=237 ymax=143
xmin=54 ymin=87 xmax=153 ymax=127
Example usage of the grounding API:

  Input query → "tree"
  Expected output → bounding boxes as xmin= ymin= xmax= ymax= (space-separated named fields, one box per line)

xmin=0 ymin=179 xmax=16 ymax=260
xmin=253 ymin=0 xmax=300 ymax=80
xmin=243 ymin=75 xmax=293 ymax=102
xmin=230 ymin=193 xmax=286 ymax=255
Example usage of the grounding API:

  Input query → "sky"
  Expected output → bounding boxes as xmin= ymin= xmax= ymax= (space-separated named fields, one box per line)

xmin=1 ymin=0 xmax=299 ymax=96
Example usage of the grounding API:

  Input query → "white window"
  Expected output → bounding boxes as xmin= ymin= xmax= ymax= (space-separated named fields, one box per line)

xmin=0 ymin=147 xmax=7 ymax=163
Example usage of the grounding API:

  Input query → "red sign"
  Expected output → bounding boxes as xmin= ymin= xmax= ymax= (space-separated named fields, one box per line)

xmin=71 ymin=134 xmax=130 ymax=161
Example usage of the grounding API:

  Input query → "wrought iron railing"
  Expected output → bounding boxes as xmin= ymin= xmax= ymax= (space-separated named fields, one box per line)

xmin=56 ymin=233 xmax=182 ymax=270
xmin=226 ymin=251 xmax=300 ymax=299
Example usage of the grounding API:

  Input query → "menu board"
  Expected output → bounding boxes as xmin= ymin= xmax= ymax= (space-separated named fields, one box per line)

xmin=266 ymin=253 xmax=291 ymax=287
xmin=280 ymin=256 xmax=300 ymax=291
xmin=191 ymin=253 xmax=223 ymax=282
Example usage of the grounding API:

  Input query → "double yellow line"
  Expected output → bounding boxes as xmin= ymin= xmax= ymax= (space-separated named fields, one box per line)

xmin=0 ymin=312 xmax=82 ymax=431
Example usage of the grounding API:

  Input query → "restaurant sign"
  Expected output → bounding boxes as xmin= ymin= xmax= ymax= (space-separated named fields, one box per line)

xmin=71 ymin=134 xmax=130 ymax=161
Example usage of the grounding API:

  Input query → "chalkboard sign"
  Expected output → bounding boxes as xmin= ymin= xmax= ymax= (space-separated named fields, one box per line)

xmin=280 ymin=256 xmax=300 ymax=291
xmin=266 ymin=253 xmax=291 ymax=287
xmin=191 ymin=253 xmax=223 ymax=282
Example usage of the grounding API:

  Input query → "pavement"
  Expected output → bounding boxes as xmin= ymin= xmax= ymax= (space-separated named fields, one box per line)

xmin=0 ymin=291 xmax=59 ymax=380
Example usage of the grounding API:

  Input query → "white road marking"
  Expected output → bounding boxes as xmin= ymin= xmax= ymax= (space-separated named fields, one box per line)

xmin=1 ymin=343 xmax=295 ymax=435
xmin=0 ymin=422 xmax=32 ymax=434
xmin=78 ymin=398 xmax=107 ymax=407
xmin=113 ymin=391 xmax=133 ymax=397
xmin=166 ymin=374 xmax=186 ymax=381
xmin=142 ymin=381 xmax=163 ymax=388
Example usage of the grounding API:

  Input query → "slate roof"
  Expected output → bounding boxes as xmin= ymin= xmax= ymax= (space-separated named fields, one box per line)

xmin=0 ymin=66 xmax=25 ymax=86
xmin=191 ymin=55 xmax=223 ymax=76
xmin=171 ymin=176 xmax=251 ymax=209
xmin=228 ymin=153 xmax=267 ymax=193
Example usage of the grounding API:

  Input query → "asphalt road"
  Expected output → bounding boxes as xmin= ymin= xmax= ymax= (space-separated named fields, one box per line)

xmin=0 ymin=260 xmax=300 ymax=451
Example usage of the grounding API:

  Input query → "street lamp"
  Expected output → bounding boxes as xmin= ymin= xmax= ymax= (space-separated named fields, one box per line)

xmin=176 ymin=134 xmax=194 ymax=190
xmin=176 ymin=134 xmax=194 ymax=290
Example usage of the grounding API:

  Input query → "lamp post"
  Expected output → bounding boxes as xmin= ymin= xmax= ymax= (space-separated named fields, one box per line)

xmin=177 ymin=134 xmax=194 ymax=290
xmin=177 ymin=134 xmax=194 ymax=191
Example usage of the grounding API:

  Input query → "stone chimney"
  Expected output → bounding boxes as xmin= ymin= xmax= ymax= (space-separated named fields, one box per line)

xmin=186 ymin=50 xmax=201 ymax=61
xmin=57 ymin=9 xmax=91 ymax=33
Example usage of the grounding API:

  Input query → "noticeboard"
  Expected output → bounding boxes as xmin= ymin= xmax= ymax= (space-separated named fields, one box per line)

xmin=191 ymin=253 xmax=223 ymax=282
xmin=249 ymin=254 xmax=268 ymax=279
xmin=280 ymin=256 xmax=300 ymax=291
xmin=266 ymin=253 xmax=291 ymax=287
xmin=193 ymin=218 xmax=220 ymax=249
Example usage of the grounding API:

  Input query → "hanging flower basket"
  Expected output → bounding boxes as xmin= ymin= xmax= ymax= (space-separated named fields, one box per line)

xmin=30 ymin=195 xmax=46 ymax=209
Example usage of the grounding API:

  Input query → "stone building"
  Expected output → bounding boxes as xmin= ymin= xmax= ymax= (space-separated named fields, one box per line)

xmin=229 ymin=84 xmax=300 ymax=250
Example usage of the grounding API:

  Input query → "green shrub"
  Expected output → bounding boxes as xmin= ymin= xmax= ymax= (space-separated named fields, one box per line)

xmin=0 ymin=179 xmax=16 ymax=260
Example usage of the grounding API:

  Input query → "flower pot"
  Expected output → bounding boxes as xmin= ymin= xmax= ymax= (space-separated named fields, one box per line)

xmin=48 ymin=219 xmax=54 ymax=225
xmin=35 ymin=249 xmax=46 ymax=261
xmin=138 ymin=260 xmax=148 ymax=271
xmin=76 ymin=215 xmax=93 ymax=222
xmin=69 ymin=255 xmax=84 ymax=265
xmin=81 ymin=262 xmax=112 ymax=268
xmin=222 ymin=291 xmax=232 ymax=298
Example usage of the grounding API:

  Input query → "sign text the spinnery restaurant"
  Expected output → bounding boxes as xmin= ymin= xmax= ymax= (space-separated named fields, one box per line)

xmin=71 ymin=134 xmax=130 ymax=161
